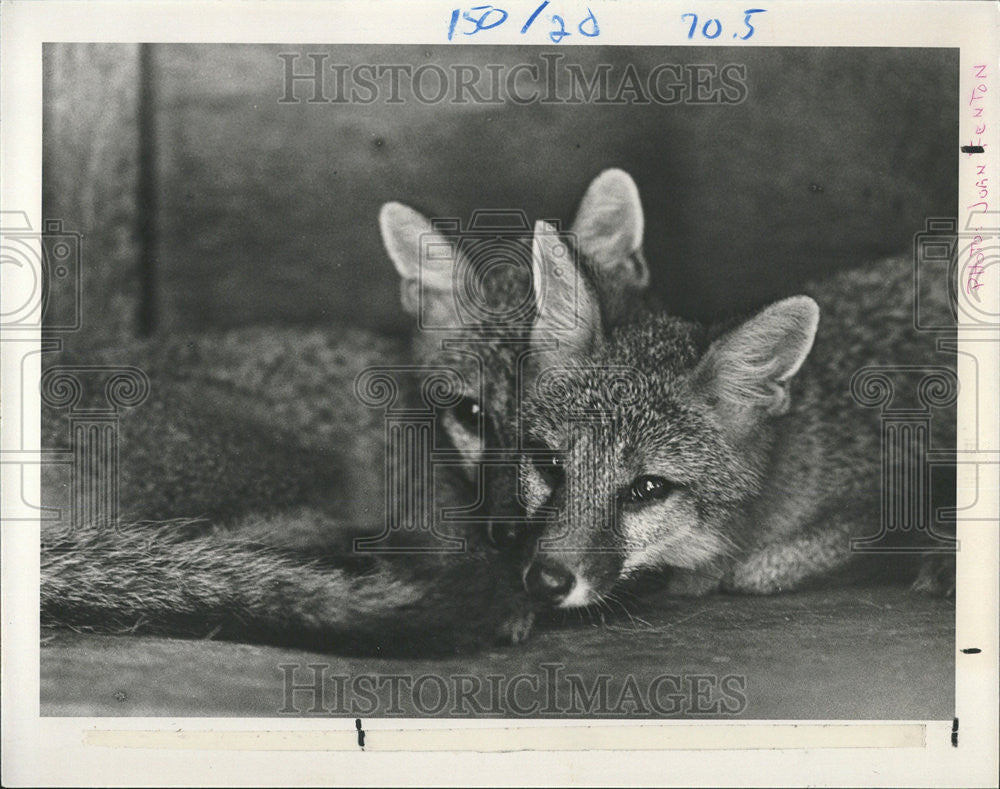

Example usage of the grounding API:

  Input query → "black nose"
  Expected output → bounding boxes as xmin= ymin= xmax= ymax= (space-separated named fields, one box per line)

xmin=525 ymin=559 xmax=575 ymax=606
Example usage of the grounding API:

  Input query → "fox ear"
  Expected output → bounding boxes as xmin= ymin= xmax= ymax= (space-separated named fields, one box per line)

xmin=379 ymin=202 xmax=461 ymax=324
xmin=693 ymin=296 xmax=819 ymax=423
xmin=570 ymin=169 xmax=648 ymax=322
xmin=531 ymin=220 xmax=602 ymax=364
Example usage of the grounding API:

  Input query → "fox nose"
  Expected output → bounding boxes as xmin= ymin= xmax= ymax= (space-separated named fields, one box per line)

xmin=525 ymin=558 xmax=575 ymax=606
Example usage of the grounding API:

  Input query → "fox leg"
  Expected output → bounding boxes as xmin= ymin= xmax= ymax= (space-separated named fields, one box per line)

xmin=723 ymin=512 xmax=955 ymax=596
xmin=666 ymin=566 xmax=726 ymax=596
xmin=911 ymin=553 xmax=956 ymax=597
xmin=723 ymin=518 xmax=853 ymax=595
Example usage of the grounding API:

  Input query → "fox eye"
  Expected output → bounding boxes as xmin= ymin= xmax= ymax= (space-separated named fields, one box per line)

xmin=523 ymin=438 xmax=563 ymax=486
xmin=450 ymin=397 xmax=481 ymax=432
xmin=626 ymin=475 xmax=674 ymax=504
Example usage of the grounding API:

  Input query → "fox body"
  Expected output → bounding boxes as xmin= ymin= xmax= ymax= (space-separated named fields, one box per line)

xmin=520 ymin=173 xmax=956 ymax=608
xmin=41 ymin=168 xmax=948 ymax=645
xmin=40 ymin=173 xmax=651 ymax=653
xmin=41 ymin=201 xmax=547 ymax=655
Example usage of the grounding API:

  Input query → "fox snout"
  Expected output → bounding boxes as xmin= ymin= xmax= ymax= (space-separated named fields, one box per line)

xmin=523 ymin=554 xmax=624 ymax=608
xmin=524 ymin=556 xmax=577 ymax=606
xmin=523 ymin=548 xmax=623 ymax=609
xmin=520 ymin=468 xmax=626 ymax=608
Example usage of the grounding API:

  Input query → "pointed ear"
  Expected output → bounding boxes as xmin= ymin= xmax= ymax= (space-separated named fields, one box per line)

xmin=531 ymin=220 xmax=602 ymax=366
xmin=379 ymin=202 xmax=461 ymax=325
xmin=570 ymin=169 xmax=648 ymax=323
xmin=693 ymin=296 xmax=819 ymax=424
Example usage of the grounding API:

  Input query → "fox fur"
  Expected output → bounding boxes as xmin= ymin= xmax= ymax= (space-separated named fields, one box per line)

xmin=40 ymin=173 xmax=652 ymax=654
xmin=521 ymin=172 xmax=956 ymax=607
xmin=41 ymin=202 xmax=546 ymax=656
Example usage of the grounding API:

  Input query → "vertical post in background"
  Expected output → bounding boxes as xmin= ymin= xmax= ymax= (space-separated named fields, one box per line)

xmin=136 ymin=43 xmax=158 ymax=337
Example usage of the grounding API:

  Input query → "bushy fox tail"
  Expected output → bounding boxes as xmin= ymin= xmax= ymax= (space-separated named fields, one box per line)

xmin=42 ymin=520 xmax=532 ymax=656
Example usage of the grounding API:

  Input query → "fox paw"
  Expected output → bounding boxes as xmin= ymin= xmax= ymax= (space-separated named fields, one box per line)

xmin=911 ymin=554 xmax=955 ymax=598
xmin=666 ymin=568 xmax=723 ymax=597
xmin=498 ymin=609 xmax=535 ymax=645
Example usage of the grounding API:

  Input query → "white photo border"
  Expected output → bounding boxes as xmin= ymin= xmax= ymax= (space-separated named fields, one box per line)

xmin=2 ymin=1 xmax=997 ymax=786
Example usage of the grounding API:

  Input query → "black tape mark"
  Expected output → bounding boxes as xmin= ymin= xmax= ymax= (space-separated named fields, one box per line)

xmin=961 ymin=647 xmax=982 ymax=654
xmin=355 ymin=718 xmax=366 ymax=749
xmin=961 ymin=145 xmax=985 ymax=153
xmin=951 ymin=717 xmax=958 ymax=747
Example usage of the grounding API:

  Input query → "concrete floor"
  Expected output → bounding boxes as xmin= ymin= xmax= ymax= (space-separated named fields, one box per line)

xmin=41 ymin=585 xmax=954 ymax=719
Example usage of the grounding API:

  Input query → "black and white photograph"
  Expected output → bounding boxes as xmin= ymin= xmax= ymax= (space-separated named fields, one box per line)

xmin=2 ymin=1 xmax=998 ymax=786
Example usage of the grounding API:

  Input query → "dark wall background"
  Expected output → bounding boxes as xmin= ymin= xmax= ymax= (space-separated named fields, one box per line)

xmin=43 ymin=44 xmax=957 ymax=345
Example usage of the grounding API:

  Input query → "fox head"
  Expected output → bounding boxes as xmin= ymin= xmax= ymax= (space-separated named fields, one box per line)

xmin=377 ymin=169 xmax=650 ymax=556
xmin=520 ymin=177 xmax=820 ymax=608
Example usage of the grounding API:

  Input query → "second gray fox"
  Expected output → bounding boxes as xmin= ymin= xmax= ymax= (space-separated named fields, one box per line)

xmin=41 ymin=199 xmax=542 ymax=655
xmin=520 ymin=171 xmax=956 ymax=608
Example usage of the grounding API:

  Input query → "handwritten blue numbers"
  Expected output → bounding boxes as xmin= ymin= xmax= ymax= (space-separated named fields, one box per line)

xmin=578 ymin=7 xmax=599 ymax=36
xmin=682 ymin=8 xmax=766 ymax=41
xmin=519 ymin=1 xmax=548 ymax=33
xmin=448 ymin=6 xmax=508 ymax=39
xmin=446 ymin=4 xmax=763 ymax=42
xmin=549 ymin=14 xmax=569 ymax=43
xmin=448 ymin=3 xmax=599 ymax=41
xmin=739 ymin=8 xmax=766 ymax=38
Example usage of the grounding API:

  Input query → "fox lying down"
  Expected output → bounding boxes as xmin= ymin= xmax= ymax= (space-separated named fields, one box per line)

xmin=40 ymin=171 xmax=643 ymax=654
xmin=518 ymin=171 xmax=956 ymax=608
xmin=41 ymin=170 xmax=954 ymax=655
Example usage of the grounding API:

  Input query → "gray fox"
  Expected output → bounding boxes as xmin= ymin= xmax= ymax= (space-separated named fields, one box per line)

xmin=41 ymin=200 xmax=540 ymax=655
xmin=41 ymin=172 xmax=651 ymax=653
xmin=520 ymin=171 xmax=956 ymax=608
